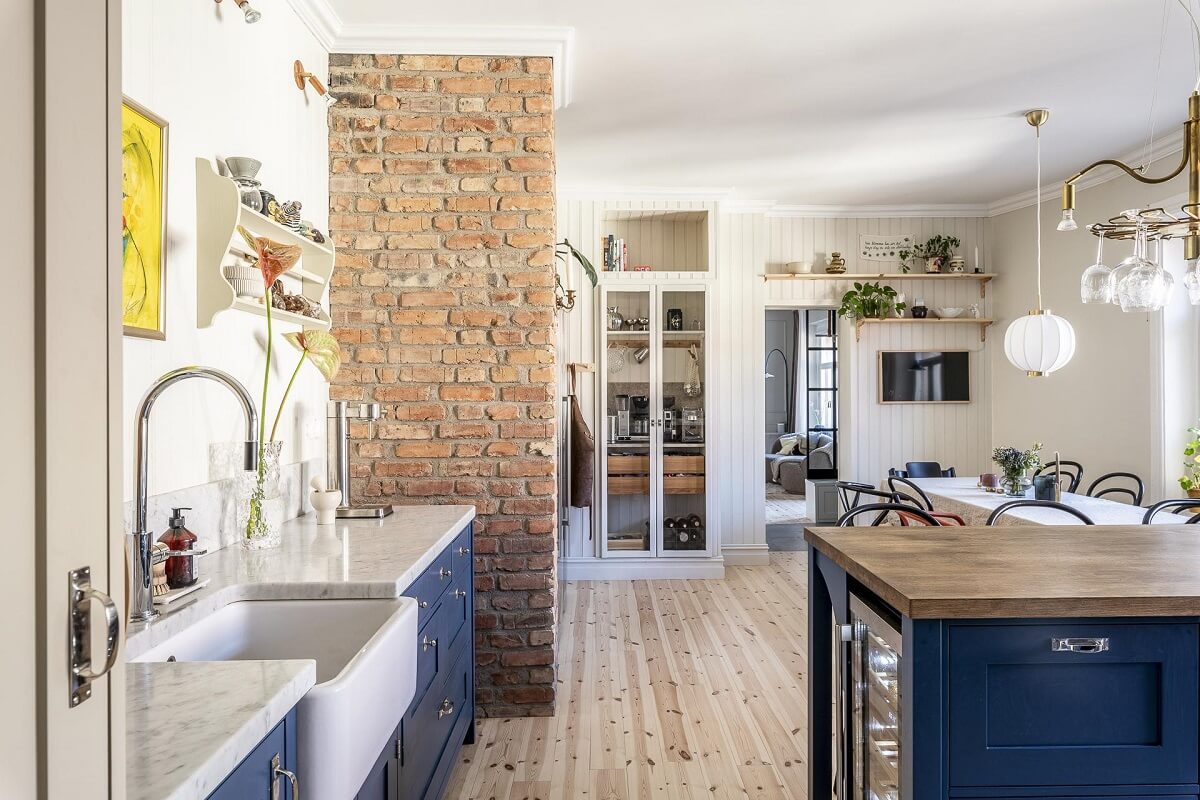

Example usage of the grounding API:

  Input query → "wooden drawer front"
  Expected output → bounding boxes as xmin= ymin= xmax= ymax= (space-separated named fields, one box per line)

xmin=207 ymin=712 xmax=295 ymax=800
xmin=609 ymin=476 xmax=650 ymax=495
xmin=664 ymin=475 xmax=704 ymax=494
xmin=608 ymin=455 xmax=649 ymax=474
xmin=948 ymin=623 xmax=1199 ymax=788
xmin=404 ymin=548 xmax=454 ymax=629
xmin=663 ymin=455 xmax=704 ymax=474
xmin=399 ymin=647 xmax=472 ymax=800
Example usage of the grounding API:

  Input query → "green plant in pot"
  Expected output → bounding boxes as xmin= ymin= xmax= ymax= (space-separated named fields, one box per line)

xmin=838 ymin=282 xmax=906 ymax=320
xmin=1179 ymin=426 xmax=1200 ymax=498
xmin=901 ymin=234 xmax=961 ymax=273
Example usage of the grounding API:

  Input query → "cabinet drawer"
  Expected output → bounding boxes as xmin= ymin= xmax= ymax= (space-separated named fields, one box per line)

xmin=207 ymin=712 xmax=295 ymax=800
xmin=608 ymin=455 xmax=649 ymax=474
xmin=948 ymin=623 xmax=1199 ymax=788
xmin=399 ymin=649 xmax=471 ymax=800
xmin=664 ymin=475 xmax=704 ymax=494
xmin=663 ymin=455 xmax=704 ymax=473
xmin=404 ymin=549 xmax=454 ymax=628
xmin=609 ymin=476 xmax=650 ymax=494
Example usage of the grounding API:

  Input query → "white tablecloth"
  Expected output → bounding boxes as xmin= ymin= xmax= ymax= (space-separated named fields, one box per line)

xmin=903 ymin=477 xmax=1191 ymax=527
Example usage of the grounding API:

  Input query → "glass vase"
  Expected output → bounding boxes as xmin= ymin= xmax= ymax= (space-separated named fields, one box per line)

xmin=238 ymin=441 xmax=283 ymax=550
xmin=1002 ymin=472 xmax=1029 ymax=497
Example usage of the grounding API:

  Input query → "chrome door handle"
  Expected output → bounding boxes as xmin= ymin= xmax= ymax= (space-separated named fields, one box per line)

xmin=438 ymin=698 xmax=455 ymax=719
xmin=68 ymin=566 xmax=121 ymax=707
xmin=422 ymin=635 xmax=438 ymax=652
xmin=453 ymin=589 xmax=467 ymax=600
xmin=457 ymin=546 xmax=470 ymax=557
xmin=271 ymin=753 xmax=300 ymax=800
xmin=439 ymin=567 xmax=452 ymax=579
xmin=1051 ymin=637 xmax=1110 ymax=653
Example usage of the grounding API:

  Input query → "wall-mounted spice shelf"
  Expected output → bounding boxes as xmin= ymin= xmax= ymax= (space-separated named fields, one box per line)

xmin=854 ymin=317 xmax=995 ymax=342
xmin=764 ymin=272 xmax=996 ymax=298
xmin=195 ymin=157 xmax=334 ymax=330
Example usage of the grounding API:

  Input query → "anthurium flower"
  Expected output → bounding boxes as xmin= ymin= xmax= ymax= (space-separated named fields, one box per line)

xmin=237 ymin=225 xmax=301 ymax=287
xmin=284 ymin=330 xmax=342 ymax=381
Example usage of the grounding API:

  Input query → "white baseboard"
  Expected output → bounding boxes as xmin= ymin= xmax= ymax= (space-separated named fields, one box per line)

xmin=721 ymin=544 xmax=771 ymax=566
xmin=558 ymin=556 xmax=725 ymax=581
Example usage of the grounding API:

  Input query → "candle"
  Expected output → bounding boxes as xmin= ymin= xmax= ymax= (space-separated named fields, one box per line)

xmin=974 ymin=246 xmax=980 ymax=270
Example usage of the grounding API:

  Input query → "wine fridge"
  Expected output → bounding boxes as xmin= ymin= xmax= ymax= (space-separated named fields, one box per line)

xmin=847 ymin=593 xmax=902 ymax=800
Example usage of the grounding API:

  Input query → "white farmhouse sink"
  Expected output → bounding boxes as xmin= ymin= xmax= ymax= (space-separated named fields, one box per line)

xmin=134 ymin=598 xmax=418 ymax=800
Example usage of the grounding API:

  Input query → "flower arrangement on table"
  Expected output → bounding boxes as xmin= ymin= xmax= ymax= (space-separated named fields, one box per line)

xmin=992 ymin=442 xmax=1043 ymax=497
xmin=238 ymin=226 xmax=342 ymax=548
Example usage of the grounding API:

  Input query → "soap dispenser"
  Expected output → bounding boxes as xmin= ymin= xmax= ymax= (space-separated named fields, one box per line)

xmin=158 ymin=507 xmax=199 ymax=589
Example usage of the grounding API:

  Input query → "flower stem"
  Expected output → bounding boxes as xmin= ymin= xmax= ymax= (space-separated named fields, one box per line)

xmin=247 ymin=285 xmax=273 ymax=540
xmin=271 ymin=355 xmax=304 ymax=443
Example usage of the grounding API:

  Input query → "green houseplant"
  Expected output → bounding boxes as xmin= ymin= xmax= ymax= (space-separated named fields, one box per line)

xmin=838 ymin=282 xmax=906 ymax=320
xmin=1179 ymin=426 xmax=1200 ymax=496
xmin=899 ymin=234 xmax=962 ymax=273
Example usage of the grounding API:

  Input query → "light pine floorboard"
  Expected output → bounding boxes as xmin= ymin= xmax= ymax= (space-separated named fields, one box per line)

xmin=445 ymin=553 xmax=809 ymax=799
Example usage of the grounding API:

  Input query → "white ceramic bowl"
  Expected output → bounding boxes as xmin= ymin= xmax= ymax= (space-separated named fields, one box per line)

xmin=937 ymin=307 xmax=965 ymax=319
xmin=785 ymin=261 xmax=812 ymax=274
xmin=223 ymin=264 xmax=264 ymax=299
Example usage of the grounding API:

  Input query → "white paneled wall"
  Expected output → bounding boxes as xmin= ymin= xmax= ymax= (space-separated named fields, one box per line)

xmin=558 ymin=201 xmax=992 ymax=566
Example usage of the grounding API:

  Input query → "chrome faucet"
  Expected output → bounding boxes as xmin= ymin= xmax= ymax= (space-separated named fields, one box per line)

xmin=130 ymin=367 xmax=258 ymax=623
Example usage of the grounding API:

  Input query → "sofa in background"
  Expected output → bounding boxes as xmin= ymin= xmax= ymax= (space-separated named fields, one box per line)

xmin=765 ymin=432 xmax=834 ymax=495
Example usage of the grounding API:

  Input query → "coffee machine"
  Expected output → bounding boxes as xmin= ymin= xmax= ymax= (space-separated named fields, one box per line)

xmin=614 ymin=394 xmax=631 ymax=440
xmin=631 ymin=395 xmax=650 ymax=437
xmin=662 ymin=396 xmax=679 ymax=442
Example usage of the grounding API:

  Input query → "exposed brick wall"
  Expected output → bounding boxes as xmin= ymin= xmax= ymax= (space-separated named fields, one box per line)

xmin=326 ymin=54 xmax=558 ymax=717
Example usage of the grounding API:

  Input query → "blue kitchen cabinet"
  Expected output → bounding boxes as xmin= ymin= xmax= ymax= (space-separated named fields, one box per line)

xmin=356 ymin=524 xmax=476 ymax=800
xmin=207 ymin=711 xmax=298 ymax=800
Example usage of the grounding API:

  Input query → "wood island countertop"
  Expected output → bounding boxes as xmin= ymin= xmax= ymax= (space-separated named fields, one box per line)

xmin=804 ymin=524 xmax=1200 ymax=619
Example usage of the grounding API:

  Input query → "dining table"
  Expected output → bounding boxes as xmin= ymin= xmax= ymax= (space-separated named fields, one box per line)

xmin=901 ymin=476 xmax=1193 ymax=526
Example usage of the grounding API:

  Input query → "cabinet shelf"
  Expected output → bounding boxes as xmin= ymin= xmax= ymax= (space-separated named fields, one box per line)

xmin=195 ymin=157 xmax=334 ymax=330
xmin=853 ymin=317 xmax=994 ymax=343
xmin=765 ymin=271 xmax=996 ymax=298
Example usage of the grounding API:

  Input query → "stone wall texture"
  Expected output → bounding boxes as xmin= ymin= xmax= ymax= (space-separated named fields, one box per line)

xmin=327 ymin=53 xmax=558 ymax=717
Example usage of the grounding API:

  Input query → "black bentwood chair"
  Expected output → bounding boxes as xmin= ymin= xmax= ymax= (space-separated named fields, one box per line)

xmin=1141 ymin=499 xmax=1200 ymax=524
xmin=905 ymin=461 xmax=956 ymax=478
xmin=836 ymin=503 xmax=941 ymax=527
xmin=1033 ymin=460 xmax=1084 ymax=494
xmin=986 ymin=500 xmax=1094 ymax=526
xmin=1086 ymin=472 xmax=1145 ymax=506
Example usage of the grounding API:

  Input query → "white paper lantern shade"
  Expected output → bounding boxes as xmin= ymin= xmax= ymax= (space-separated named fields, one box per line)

xmin=1003 ymin=311 xmax=1076 ymax=376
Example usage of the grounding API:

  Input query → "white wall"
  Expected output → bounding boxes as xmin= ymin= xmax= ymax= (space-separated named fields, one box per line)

xmin=989 ymin=158 xmax=1189 ymax=501
xmin=121 ymin=3 xmax=329 ymax=521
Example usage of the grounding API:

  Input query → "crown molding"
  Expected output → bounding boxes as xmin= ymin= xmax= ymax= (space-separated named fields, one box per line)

xmin=987 ymin=127 xmax=1188 ymax=217
xmin=285 ymin=1 xmax=574 ymax=108
xmin=765 ymin=203 xmax=990 ymax=219
xmin=557 ymin=185 xmax=734 ymax=203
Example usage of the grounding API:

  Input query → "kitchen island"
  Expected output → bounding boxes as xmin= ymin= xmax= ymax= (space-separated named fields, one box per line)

xmin=806 ymin=524 xmax=1200 ymax=800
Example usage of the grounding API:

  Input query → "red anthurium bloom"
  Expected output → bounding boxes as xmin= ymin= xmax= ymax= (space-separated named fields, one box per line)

xmin=237 ymin=225 xmax=301 ymax=286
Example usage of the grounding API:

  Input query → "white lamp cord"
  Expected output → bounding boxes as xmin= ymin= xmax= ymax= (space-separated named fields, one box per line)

xmin=1035 ymin=122 xmax=1043 ymax=311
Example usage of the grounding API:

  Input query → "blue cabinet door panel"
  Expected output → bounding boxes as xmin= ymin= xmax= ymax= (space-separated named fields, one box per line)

xmin=948 ymin=623 xmax=1199 ymax=787
xmin=404 ymin=549 xmax=453 ymax=629
xmin=207 ymin=712 xmax=296 ymax=800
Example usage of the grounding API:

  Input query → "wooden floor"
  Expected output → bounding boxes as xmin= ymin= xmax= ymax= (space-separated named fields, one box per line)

xmin=445 ymin=553 xmax=809 ymax=799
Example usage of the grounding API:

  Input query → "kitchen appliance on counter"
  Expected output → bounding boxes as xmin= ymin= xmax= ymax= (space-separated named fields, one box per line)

xmin=682 ymin=407 xmax=704 ymax=443
xmin=663 ymin=396 xmax=679 ymax=442
xmin=614 ymin=394 xmax=631 ymax=440
xmin=631 ymin=395 xmax=650 ymax=436
xmin=847 ymin=592 xmax=902 ymax=800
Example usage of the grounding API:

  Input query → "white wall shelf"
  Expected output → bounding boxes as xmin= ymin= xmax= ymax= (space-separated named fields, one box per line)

xmin=854 ymin=317 xmax=995 ymax=343
xmin=765 ymin=271 xmax=997 ymax=299
xmin=195 ymin=157 xmax=334 ymax=330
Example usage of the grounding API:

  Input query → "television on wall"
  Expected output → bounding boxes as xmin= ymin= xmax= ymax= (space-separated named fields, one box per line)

xmin=879 ymin=350 xmax=970 ymax=403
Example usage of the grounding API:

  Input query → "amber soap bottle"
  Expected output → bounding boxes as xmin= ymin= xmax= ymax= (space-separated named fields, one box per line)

xmin=158 ymin=507 xmax=198 ymax=589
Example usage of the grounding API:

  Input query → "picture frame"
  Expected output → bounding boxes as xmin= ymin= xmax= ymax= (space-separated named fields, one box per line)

xmin=121 ymin=96 xmax=168 ymax=340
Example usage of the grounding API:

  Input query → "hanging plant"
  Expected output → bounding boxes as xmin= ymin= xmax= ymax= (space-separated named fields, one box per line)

xmin=837 ymin=282 xmax=905 ymax=320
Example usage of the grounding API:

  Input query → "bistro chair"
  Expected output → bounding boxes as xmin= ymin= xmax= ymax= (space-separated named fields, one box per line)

xmin=837 ymin=503 xmax=941 ymax=527
xmin=887 ymin=475 xmax=968 ymax=526
xmin=1141 ymin=499 xmax=1200 ymax=524
xmin=905 ymin=461 xmax=956 ymax=478
xmin=888 ymin=467 xmax=909 ymax=478
xmin=1085 ymin=472 xmax=1145 ymax=506
xmin=1033 ymin=460 xmax=1084 ymax=494
xmin=986 ymin=500 xmax=1094 ymax=526
xmin=835 ymin=482 xmax=896 ymax=526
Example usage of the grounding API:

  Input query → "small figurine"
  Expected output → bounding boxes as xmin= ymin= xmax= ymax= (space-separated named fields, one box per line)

xmin=825 ymin=252 xmax=847 ymax=274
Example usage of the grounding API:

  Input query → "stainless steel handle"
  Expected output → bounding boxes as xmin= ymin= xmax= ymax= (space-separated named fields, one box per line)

xmin=271 ymin=753 xmax=300 ymax=800
xmin=422 ymin=635 xmax=438 ymax=652
xmin=453 ymin=589 xmax=467 ymax=600
xmin=439 ymin=567 xmax=452 ymax=579
xmin=68 ymin=566 xmax=121 ymax=707
xmin=417 ymin=599 xmax=428 ymax=609
xmin=438 ymin=698 xmax=455 ymax=719
xmin=1052 ymin=637 xmax=1110 ymax=653
xmin=457 ymin=546 xmax=470 ymax=557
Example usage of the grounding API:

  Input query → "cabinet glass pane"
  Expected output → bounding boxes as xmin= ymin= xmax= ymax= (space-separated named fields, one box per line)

xmin=853 ymin=615 xmax=901 ymax=800
xmin=660 ymin=289 xmax=706 ymax=552
xmin=605 ymin=290 xmax=652 ymax=553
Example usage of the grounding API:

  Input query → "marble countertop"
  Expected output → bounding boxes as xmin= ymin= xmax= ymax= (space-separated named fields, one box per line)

xmin=125 ymin=504 xmax=475 ymax=799
xmin=127 ymin=660 xmax=315 ymax=800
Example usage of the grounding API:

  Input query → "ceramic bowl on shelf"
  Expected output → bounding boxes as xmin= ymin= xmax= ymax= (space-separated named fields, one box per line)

xmin=223 ymin=264 xmax=265 ymax=299
xmin=936 ymin=307 xmax=965 ymax=319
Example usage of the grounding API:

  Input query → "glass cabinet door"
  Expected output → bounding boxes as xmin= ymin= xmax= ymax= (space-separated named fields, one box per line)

xmin=659 ymin=288 xmax=707 ymax=555
xmin=602 ymin=288 xmax=653 ymax=555
xmin=851 ymin=597 xmax=901 ymax=800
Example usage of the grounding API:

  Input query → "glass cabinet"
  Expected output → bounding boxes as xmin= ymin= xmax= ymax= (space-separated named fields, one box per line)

xmin=598 ymin=284 xmax=711 ymax=558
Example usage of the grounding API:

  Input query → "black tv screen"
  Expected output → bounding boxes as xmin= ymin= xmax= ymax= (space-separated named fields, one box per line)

xmin=879 ymin=351 xmax=970 ymax=403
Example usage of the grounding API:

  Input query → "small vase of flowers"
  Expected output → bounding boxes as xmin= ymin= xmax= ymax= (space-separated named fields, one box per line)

xmin=992 ymin=442 xmax=1042 ymax=497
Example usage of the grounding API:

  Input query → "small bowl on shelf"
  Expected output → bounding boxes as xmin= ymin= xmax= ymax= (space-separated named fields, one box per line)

xmin=935 ymin=307 xmax=965 ymax=319
xmin=223 ymin=264 xmax=265 ymax=299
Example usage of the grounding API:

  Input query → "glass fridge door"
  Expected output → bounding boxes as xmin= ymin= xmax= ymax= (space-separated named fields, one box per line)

xmin=850 ymin=595 xmax=901 ymax=800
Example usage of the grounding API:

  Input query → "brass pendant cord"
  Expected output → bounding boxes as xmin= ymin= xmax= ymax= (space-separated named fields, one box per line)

xmin=1035 ymin=121 xmax=1044 ymax=311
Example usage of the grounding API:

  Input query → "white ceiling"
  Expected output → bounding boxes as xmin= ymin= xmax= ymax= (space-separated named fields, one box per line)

xmin=327 ymin=0 xmax=1197 ymax=207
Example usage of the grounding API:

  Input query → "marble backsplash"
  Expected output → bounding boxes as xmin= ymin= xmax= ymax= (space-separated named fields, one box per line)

xmin=123 ymin=456 xmax=322 ymax=553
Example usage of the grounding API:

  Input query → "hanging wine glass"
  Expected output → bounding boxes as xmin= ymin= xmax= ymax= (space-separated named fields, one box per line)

xmin=1116 ymin=230 xmax=1171 ymax=312
xmin=1080 ymin=232 xmax=1112 ymax=304
xmin=1185 ymin=259 xmax=1200 ymax=305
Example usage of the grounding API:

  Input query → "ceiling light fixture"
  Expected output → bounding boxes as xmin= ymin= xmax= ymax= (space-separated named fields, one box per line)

xmin=214 ymin=0 xmax=262 ymax=24
xmin=1004 ymin=110 xmax=1077 ymax=378
xmin=1058 ymin=0 xmax=1200 ymax=306
xmin=294 ymin=60 xmax=339 ymax=107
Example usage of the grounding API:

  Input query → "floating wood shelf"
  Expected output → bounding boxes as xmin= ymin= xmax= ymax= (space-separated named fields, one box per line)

xmin=854 ymin=317 xmax=995 ymax=343
xmin=764 ymin=272 xmax=996 ymax=298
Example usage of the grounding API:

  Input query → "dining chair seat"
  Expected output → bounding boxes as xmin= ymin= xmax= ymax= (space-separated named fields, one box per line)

xmin=986 ymin=499 xmax=1094 ymax=526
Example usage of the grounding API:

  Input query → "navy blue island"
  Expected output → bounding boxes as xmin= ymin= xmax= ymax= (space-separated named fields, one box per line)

xmin=805 ymin=523 xmax=1200 ymax=800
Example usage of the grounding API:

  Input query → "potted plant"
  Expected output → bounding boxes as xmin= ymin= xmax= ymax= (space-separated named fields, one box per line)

xmin=1179 ymin=426 xmax=1200 ymax=500
xmin=838 ymin=282 xmax=906 ymax=320
xmin=900 ymin=235 xmax=962 ymax=273
xmin=992 ymin=442 xmax=1043 ymax=497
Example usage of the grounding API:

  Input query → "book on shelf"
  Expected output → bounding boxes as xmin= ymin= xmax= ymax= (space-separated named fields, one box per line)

xmin=601 ymin=235 xmax=629 ymax=271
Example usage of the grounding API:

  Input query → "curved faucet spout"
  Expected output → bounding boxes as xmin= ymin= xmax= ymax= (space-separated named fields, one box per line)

xmin=130 ymin=366 xmax=259 ymax=623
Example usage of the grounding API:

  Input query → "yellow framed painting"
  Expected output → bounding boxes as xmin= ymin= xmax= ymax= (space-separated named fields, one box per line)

xmin=121 ymin=97 xmax=168 ymax=339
